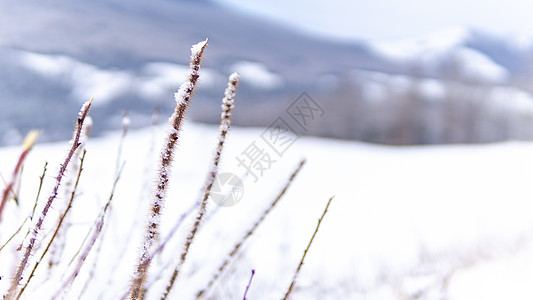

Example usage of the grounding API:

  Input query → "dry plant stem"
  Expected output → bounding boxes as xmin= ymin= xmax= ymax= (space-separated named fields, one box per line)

xmin=31 ymin=162 xmax=48 ymax=221
xmin=282 ymin=196 xmax=334 ymax=300
xmin=15 ymin=150 xmax=87 ymax=300
xmin=196 ymin=159 xmax=306 ymax=299
xmin=130 ymin=39 xmax=208 ymax=300
xmin=0 ymin=131 xmax=39 ymax=222
xmin=0 ymin=218 xmax=29 ymax=254
xmin=162 ymin=72 xmax=239 ymax=300
xmin=0 ymin=161 xmax=45 ymax=254
xmin=5 ymin=98 xmax=92 ymax=300
xmin=52 ymin=213 xmax=104 ymax=300
xmin=49 ymin=118 xmax=91 ymax=272
xmin=80 ymin=117 xmax=128 ymax=298
xmin=108 ymin=110 xmax=155 ymax=291
xmin=118 ymin=199 xmax=200 ymax=300
xmin=53 ymin=160 xmax=124 ymax=300
xmin=13 ymin=162 xmax=48 ymax=253
xmin=242 ymin=269 xmax=255 ymax=300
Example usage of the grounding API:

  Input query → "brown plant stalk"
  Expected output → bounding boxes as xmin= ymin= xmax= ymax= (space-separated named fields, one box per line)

xmin=162 ymin=72 xmax=239 ymax=300
xmin=196 ymin=159 xmax=306 ymax=299
xmin=16 ymin=150 xmax=87 ymax=300
xmin=5 ymin=98 xmax=93 ymax=300
xmin=282 ymin=196 xmax=334 ymax=300
xmin=130 ymin=39 xmax=208 ymax=300
xmin=0 ymin=130 xmax=39 ymax=222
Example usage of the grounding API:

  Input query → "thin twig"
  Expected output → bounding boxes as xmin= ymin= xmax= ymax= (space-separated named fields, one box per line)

xmin=5 ymin=98 xmax=93 ymax=300
xmin=79 ymin=115 xmax=128 ymax=298
xmin=53 ymin=159 xmax=124 ymax=300
xmin=0 ymin=130 xmax=39 ymax=222
xmin=0 ymin=218 xmax=29 ymax=254
xmin=15 ymin=150 xmax=87 ymax=300
xmin=242 ymin=269 xmax=255 ymax=300
xmin=196 ymin=159 xmax=306 ymax=299
xmin=162 ymin=72 xmax=239 ymax=300
xmin=31 ymin=162 xmax=48 ymax=221
xmin=282 ymin=196 xmax=334 ymax=300
xmin=130 ymin=39 xmax=208 ymax=300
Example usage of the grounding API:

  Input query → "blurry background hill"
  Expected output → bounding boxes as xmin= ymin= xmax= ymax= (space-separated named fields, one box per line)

xmin=3 ymin=0 xmax=533 ymax=145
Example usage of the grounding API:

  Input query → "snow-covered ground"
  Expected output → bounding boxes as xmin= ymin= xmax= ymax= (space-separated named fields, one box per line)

xmin=1 ymin=120 xmax=533 ymax=299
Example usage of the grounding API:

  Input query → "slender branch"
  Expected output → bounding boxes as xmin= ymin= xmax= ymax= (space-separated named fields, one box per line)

xmin=0 ymin=218 xmax=29 ymax=254
xmin=31 ymin=162 xmax=48 ymax=221
xmin=242 ymin=269 xmax=255 ymax=300
xmin=130 ymin=39 xmax=208 ymax=300
xmin=196 ymin=159 xmax=306 ymax=299
xmin=5 ymin=98 xmax=93 ymax=300
xmin=0 ymin=130 xmax=39 ymax=222
xmin=282 ymin=196 xmax=334 ymax=300
xmin=53 ymin=158 xmax=124 ymax=299
xmin=162 ymin=72 xmax=239 ymax=300
xmin=15 ymin=150 xmax=87 ymax=300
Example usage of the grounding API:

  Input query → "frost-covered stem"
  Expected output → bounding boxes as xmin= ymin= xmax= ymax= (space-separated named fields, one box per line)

xmin=5 ymin=98 xmax=93 ymax=300
xmin=196 ymin=159 xmax=306 ymax=299
xmin=162 ymin=73 xmax=239 ymax=300
xmin=30 ymin=162 xmax=48 ymax=221
xmin=130 ymin=39 xmax=208 ymax=300
xmin=242 ymin=269 xmax=255 ymax=300
xmin=54 ymin=156 xmax=123 ymax=299
xmin=282 ymin=196 xmax=334 ymax=300
xmin=48 ymin=117 xmax=91 ymax=272
xmin=117 ymin=199 xmax=200 ymax=300
xmin=0 ymin=130 xmax=39 ymax=222
xmin=16 ymin=150 xmax=87 ymax=300
xmin=115 ymin=110 xmax=129 ymax=177
xmin=79 ymin=115 xmax=126 ymax=298
xmin=52 ymin=212 xmax=104 ymax=300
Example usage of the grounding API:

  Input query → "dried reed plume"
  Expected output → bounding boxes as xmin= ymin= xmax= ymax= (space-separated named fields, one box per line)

xmin=5 ymin=98 xmax=93 ymax=300
xmin=162 ymin=72 xmax=239 ymax=299
xmin=130 ymin=39 xmax=208 ymax=299
xmin=282 ymin=196 xmax=334 ymax=300
xmin=196 ymin=159 xmax=306 ymax=299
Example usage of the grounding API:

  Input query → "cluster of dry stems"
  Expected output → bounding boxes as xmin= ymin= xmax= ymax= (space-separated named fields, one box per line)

xmin=0 ymin=40 xmax=333 ymax=300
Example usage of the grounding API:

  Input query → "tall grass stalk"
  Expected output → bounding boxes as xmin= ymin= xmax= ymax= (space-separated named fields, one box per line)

xmin=196 ymin=159 xmax=306 ymax=299
xmin=130 ymin=39 xmax=208 ymax=300
xmin=48 ymin=116 xmax=91 ymax=272
xmin=0 ymin=130 xmax=39 ymax=222
xmin=15 ymin=150 xmax=87 ymax=300
xmin=5 ymin=98 xmax=93 ymax=300
xmin=52 ymin=160 xmax=124 ymax=300
xmin=282 ymin=196 xmax=334 ymax=300
xmin=162 ymin=72 xmax=239 ymax=300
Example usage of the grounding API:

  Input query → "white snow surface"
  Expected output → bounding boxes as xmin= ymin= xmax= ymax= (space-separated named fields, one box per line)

xmin=1 ymin=122 xmax=533 ymax=299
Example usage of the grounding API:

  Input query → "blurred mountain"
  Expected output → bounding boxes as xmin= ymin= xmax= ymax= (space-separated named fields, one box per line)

xmin=2 ymin=1 xmax=533 ymax=144
xmin=370 ymin=27 xmax=533 ymax=83
xmin=0 ymin=0 xmax=393 ymax=144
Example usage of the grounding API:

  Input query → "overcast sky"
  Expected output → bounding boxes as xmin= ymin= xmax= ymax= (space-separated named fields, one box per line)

xmin=214 ymin=0 xmax=533 ymax=42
